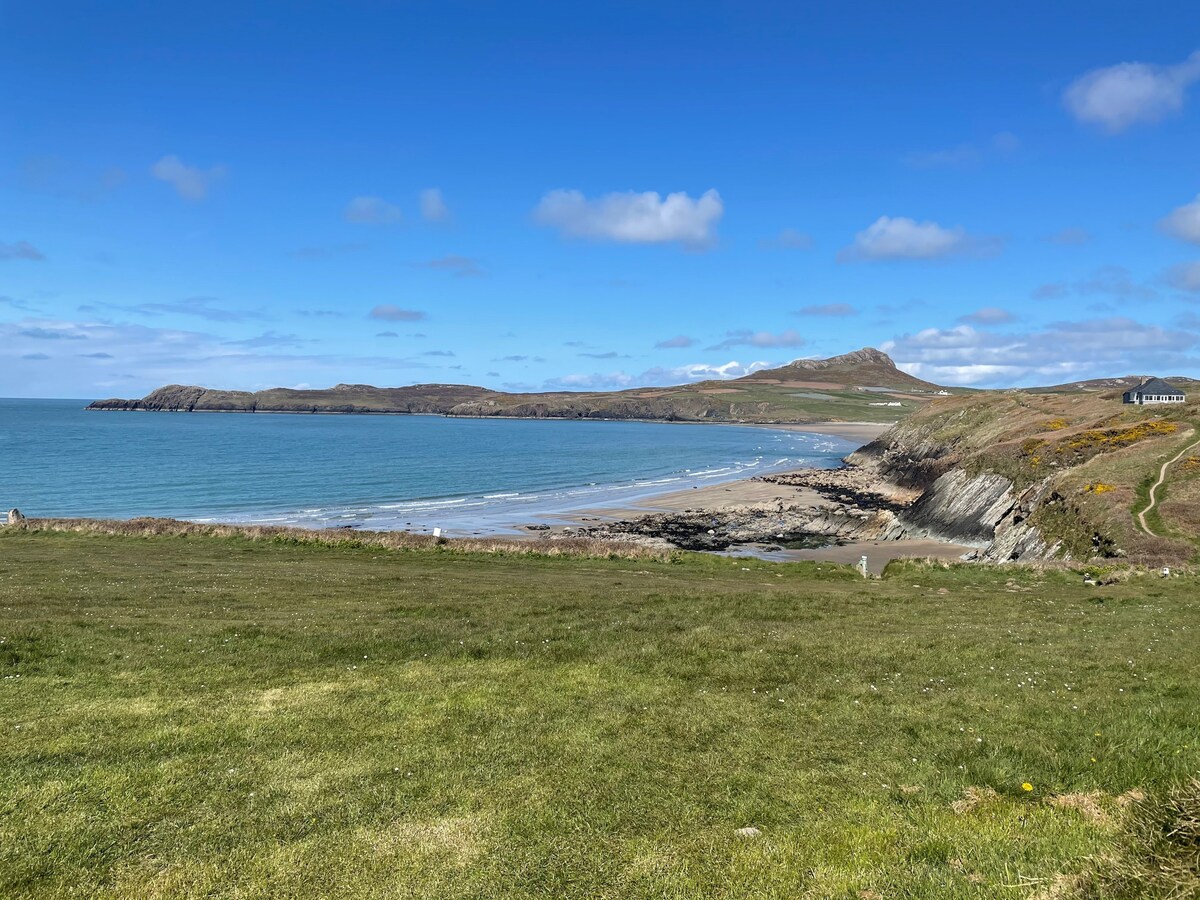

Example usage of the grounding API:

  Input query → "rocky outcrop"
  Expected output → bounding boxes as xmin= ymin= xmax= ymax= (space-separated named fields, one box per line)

xmin=581 ymin=502 xmax=907 ymax=552
xmin=900 ymin=469 xmax=1063 ymax=562
xmin=6 ymin=508 xmax=23 ymax=524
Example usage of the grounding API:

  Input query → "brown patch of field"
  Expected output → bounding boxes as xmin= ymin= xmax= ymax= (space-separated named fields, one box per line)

xmin=1047 ymin=792 xmax=1110 ymax=825
xmin=950 ymin=786 xmax=999 ymax=815
xmin=698 ymin=388 xmax=743 ymax=395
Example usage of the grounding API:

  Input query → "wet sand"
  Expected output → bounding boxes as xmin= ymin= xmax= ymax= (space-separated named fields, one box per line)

xmin=767 ymin=421 xmax=892 ymax=443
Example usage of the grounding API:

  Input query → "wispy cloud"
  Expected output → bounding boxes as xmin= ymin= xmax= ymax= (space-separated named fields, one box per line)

xmin=222 ymin=331 xmax=308 ymax=349
xmin=420 ymin=188 xmax=450 ymax=222
xmin=904 ymin=132 xmax=1019 ymax=168
xmin=706 ymin=329 xmax=805 ymax=351
xmin=345 ymin=196 xmax=403 ymax=225
xmin=1033 ymin=266 xmax=1155 ymax=301
xmin=654 ymin=335 xmax=696 ymax=349
xmin=0 ymin=295 xmax=38 ymax=311
xmin=288 ymin=243 xmax=368 ymax=259
xmin=1064 ymin=50 xmax=1200 ymax=132
xmin=794 ymin=303 xmax=857 ymax=317
xmin=2 ymin=317 xmax=448 ymax=396
xmin=0 ymin=240 xmax=45 ymax=261
xmin=151 ymin=155 xmax=226 ymax=200
xmin=1161 ymin=194 xmax=1200 ymax=244
xmin=369 ymin=305 xmax=426 ymax=322
xmin=19 ymin=326 xmax=87 ymax=340
xmin=1046 ymin=227 xmax=1091 ymax=246
xmin=579 ymin=350 xmax=630 ymax=359
xmin=534 ymin=188 xmax=723 ymax=249
xmin=546 ymin=359 xmax=772 ymax=391
xmin=1164 ymin=261 xmax=1200 ymax=293
xmin=958 ymin=307 xmax=1015 ymax=326
xmin=128 ymin=296 xmax=266 ymax=323
xmin=884 ymin=317 xmax=1200 ymax=386
xmin=417 ymin=255 xmax=484 ymax=277
xmin=839 ymin=216 xmax=998 ymax=261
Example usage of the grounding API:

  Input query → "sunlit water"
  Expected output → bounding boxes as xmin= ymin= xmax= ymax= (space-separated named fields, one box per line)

xmin=1 ymin=399 xmax=856 ymax=534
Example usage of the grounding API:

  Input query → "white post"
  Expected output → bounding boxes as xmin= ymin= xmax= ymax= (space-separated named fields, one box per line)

xmin=433 ymin=527 xmax=442 ymax=539
xmin=858 ymin=555 xmax=868 ymax=578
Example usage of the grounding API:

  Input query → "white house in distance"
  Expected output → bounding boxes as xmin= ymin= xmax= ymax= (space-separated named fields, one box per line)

xmin=1122 ymin=377 xmax=1186 ymax=405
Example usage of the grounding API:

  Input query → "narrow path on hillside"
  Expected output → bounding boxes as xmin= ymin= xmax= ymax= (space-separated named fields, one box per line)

xmin=1137 ymin=429 xmax=1200 ymax=536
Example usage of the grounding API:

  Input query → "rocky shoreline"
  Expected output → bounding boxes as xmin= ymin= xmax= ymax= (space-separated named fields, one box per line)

xmin=573 ymin=465 xmax=926 ymax=554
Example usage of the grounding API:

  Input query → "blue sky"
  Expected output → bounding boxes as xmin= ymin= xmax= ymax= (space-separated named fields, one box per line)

xmin=4 ymin=1 xmax=1200 ymax=398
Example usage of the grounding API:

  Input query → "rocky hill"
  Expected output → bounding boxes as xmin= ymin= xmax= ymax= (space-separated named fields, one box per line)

xmin=87 ymin=348 xmax=950 ymax=425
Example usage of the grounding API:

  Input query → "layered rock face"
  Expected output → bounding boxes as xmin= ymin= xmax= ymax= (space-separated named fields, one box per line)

xmin=839 ymin=423 xmax=1068 ymax=561
xmin=903 ymin=469 xmax=1059 ymax=561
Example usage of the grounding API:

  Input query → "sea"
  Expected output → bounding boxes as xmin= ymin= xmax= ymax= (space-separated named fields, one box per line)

xmin=0 ymin=399 xmax=857 ymax=535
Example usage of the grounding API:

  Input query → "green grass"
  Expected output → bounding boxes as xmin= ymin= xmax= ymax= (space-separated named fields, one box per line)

xmin=2 ymin=531 xmax=1199 ymax=898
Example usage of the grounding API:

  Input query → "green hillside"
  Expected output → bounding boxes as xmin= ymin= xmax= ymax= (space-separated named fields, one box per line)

xmin=1 ymin=528 xmax=1198 ymax=898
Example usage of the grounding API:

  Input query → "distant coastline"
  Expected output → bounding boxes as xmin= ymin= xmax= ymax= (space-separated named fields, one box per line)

xmin=83 ymin=348 xmax=939 ymax=428
xmin=86 ymin=403 xmax=891 ymax=445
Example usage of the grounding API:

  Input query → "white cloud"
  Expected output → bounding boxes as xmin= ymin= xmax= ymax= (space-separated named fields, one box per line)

xmin=420 ymin=188 xmax=450 ymax=222
xmin=1161 ymin=195 xmax=1200 ymax=244
xmin=1165 ymin=261 xmax=1200 ymax=292
xmin=706 ymin=329 xmax=805 ymax=351
xmin=1064 ymin=51 xmax=1200 ymax=132
xmin=345 ymin=196 xmax=403 ymax=225
xmin=0 ymin=240 xmax=45 ymax=261
xmin=839 ymin=216 xmax=993 ymax=261
xmin=150 ymin=155 xmax=226 ymax=201
xmin=883 ymin=317 xmax=1200 ymax=386
xmin=533 ymin=188 xmax=723 ymax=248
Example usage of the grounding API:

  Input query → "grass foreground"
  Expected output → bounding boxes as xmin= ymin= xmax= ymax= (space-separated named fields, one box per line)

xmin=1 ymin=530 xmax=1199 ymax=898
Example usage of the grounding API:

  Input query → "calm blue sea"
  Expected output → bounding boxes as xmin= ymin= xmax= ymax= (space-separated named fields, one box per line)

xmin=0 ymin=399 xmax=856 ymax=534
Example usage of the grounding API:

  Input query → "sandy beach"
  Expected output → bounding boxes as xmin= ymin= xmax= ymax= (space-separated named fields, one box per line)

xmin=530 ymin=421 xmax=977 ymax=571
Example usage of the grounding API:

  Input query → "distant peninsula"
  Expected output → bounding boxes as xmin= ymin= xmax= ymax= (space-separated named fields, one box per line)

xmin=86 ymin=348 xmax=947 ymax=425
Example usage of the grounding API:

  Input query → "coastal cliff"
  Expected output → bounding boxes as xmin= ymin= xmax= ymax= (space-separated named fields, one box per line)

xmin=590 ymin=385 xmax=1200 ymax=566
xmin=842 ymin=388 xmax=1200 ymax=564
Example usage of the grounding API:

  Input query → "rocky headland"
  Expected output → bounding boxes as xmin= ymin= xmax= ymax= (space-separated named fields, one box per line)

xmin=85 ymin=348 xmax=944 ymax=426
xmin=579 ymin=387 xmax=1200 ymax=566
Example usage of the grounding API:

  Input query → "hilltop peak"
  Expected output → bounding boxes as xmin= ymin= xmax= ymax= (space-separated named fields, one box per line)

xmin=785 ymin=347 xmax=897 ymax=370
xmin=737 ymin=347 xmax=938 ymax=390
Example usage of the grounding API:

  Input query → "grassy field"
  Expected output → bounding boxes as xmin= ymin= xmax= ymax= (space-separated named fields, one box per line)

xmin=2 ymin=531 xmax=1199 ymax=898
